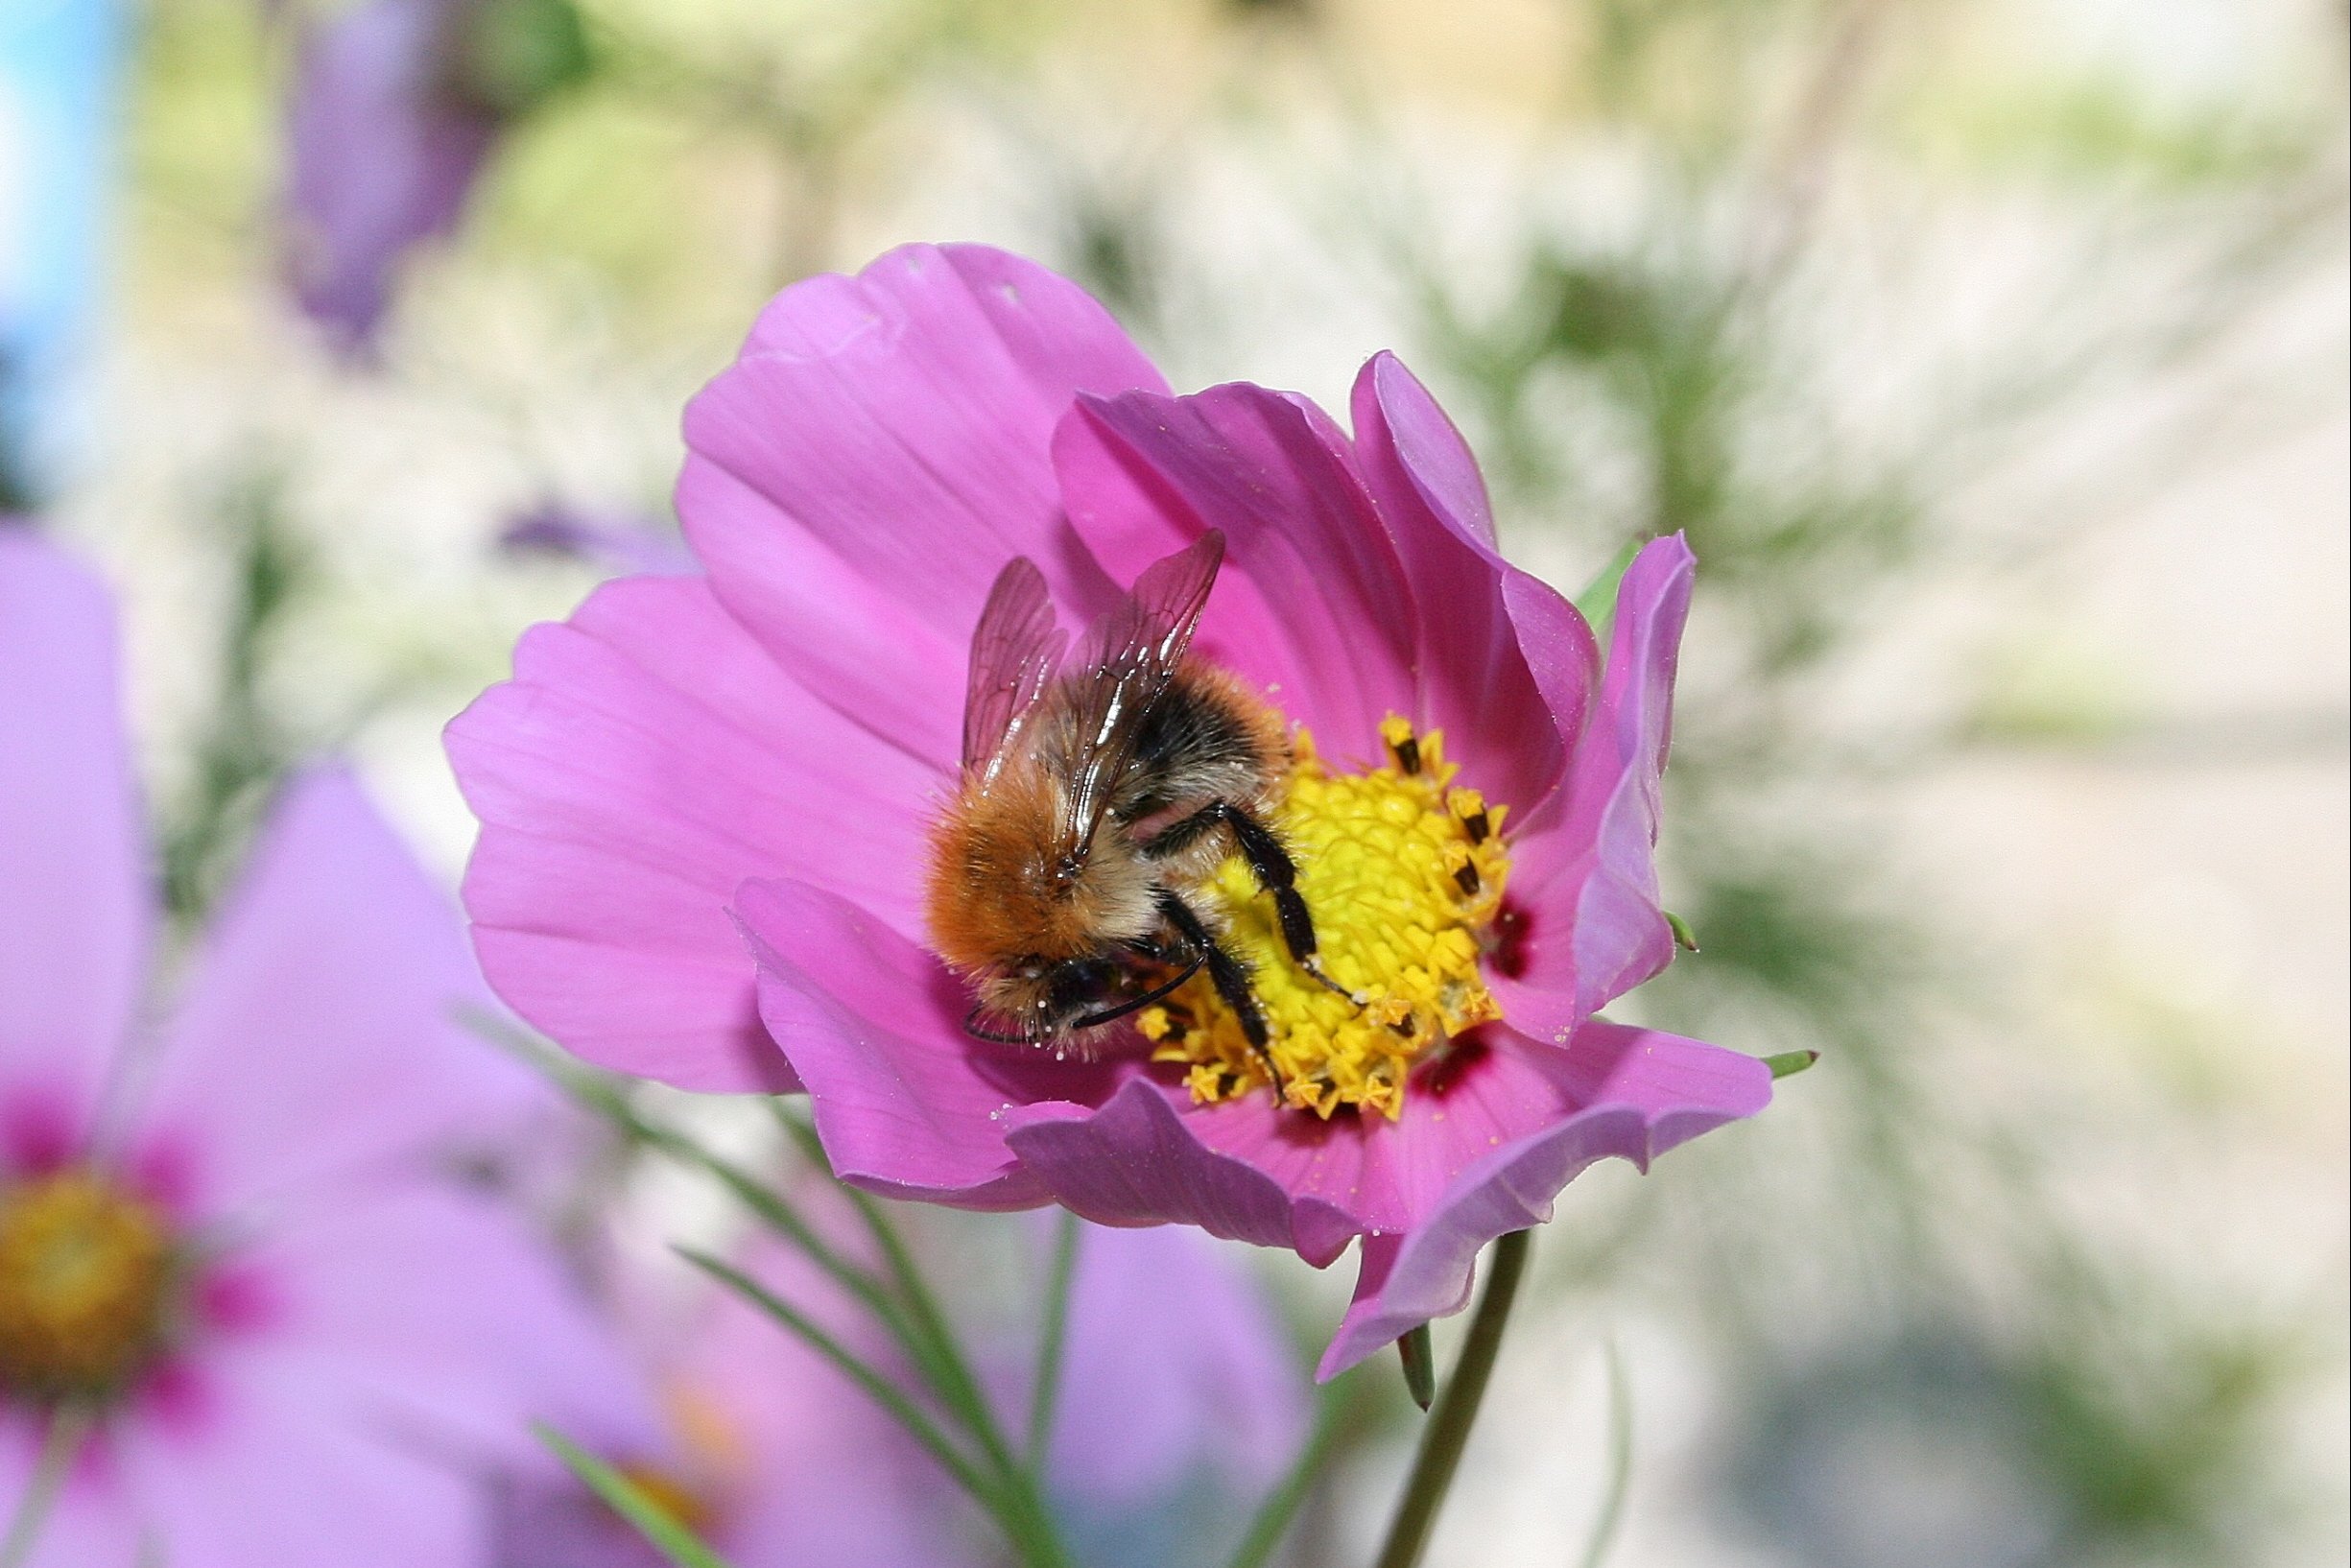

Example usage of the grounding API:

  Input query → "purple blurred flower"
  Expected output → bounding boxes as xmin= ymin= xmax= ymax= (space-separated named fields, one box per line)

xmin=0 ymin=528 xmax=608 ymax=1564
xmin=446 ymin=244 xmax=1771 ymax=1379
xmin=1037 ymin=1224 xmax=1306 ymax=1568
xmin=282 ymin=0 xmax=495 ymax=354
xmin=487 ymin=1224 xmax=958 ymax=1568
xmin=490 ymin=1218 xmax=1304 ymax=1568
xmin=499 ymin=499 xmax=695 ymax=579
xmin=281 ymin=0 xmax=586 ymax=355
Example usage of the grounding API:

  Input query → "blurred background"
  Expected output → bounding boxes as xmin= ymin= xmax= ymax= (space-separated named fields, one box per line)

xmin=4 ymin=0 xmax=2343 ymax=1563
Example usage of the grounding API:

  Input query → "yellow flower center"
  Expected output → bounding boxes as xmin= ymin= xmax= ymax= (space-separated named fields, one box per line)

xmin=1144 ymin=717 xmax=1511 ymax=1120
xmin=612 ymin=1462 xmax=722 ymax=1537
xmin=0 ymin=1170 xmax=177 ymax=1401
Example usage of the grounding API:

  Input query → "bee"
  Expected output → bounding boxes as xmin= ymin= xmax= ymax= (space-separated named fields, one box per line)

xmin=924 ymin=529 xmax=1336 ymax=1057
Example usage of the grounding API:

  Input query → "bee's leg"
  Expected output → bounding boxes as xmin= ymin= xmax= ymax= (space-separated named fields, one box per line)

xmin=1147 ymin=802 xmax=1362 ymax=1005
xmin=1154 ymin=891 xmax=1285 ymax=1091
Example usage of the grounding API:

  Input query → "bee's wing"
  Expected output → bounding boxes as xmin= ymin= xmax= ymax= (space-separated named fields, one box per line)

xmin=1058 ymin=530 xmax=1227 ymax=851
xmin=962 ymin=557 xmax=1070 ymax=785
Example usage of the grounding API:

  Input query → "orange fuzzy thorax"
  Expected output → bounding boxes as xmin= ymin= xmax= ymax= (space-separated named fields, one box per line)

xmin=924 ymin=765 xmax=1157 ymax=975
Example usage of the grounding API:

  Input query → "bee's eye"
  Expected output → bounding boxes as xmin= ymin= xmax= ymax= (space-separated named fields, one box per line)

xmin=1043 ymin=959 xmax=1118 ymax=1015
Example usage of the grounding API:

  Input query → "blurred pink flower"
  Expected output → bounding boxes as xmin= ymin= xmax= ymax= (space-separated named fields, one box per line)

xmin=447 ymin=244 xmax=1771 ymax=1378
xmin=489 ymin=1218 xmax=1304 ymax=1568
xmin=0 ymin=529 xmax=608 ymax=1564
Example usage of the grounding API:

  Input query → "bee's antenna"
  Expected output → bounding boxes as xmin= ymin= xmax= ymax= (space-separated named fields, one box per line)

xmin=1073 ymin=954 xmax=1206 ymax=1031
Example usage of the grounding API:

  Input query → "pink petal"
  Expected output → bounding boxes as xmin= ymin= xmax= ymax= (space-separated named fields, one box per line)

xmin=1317 ymin=1020 xmax=1769 ymax=1379
xmin=735 ymin=877 xmax=1093 ymax=1209
xmin=1001 ymin=1080 xmax=1362 ymax=1268
xmin=1005 ymin=1028 xmax=1588 ymax=1269
xmin=134 ymin=767 xmax=547 ymax=1218
xmin=1053 ymin=383 xmax=1418 ymax=759
xmin=113 ymin=1176 xmax=590 ymax=1568
xmin=998 ymin=1016 xmax=1766 ymax=1381
xmin=0 ymin=530 xmax=148 ymax=1126
xmin=0 ymin=1409 xmax=142 ymax=1566
xmin=1350 ymin=352 xmax=1497 ymax=545
xmin=678 ymin=1236 xmax=885 ymax=1461
xmin=1348 ymin=352 xmax=1601 ymax=822
xmin=450 ymin=573 xmax=946 ymax=1090
xmin=1494 ymin=535 xmax=1696 ymax=1040
xmin=679 ymin=244 xmax=1167 ymax=762
xmin=118 ymin=1357 xmax=484 ymax=1568
xmin=224 ymin=1182 xmax=629 ymax=1467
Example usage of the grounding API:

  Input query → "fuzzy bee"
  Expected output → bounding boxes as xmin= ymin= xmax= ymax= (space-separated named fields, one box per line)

xmin=924 ymin=530 xmax=1335 ymax=1057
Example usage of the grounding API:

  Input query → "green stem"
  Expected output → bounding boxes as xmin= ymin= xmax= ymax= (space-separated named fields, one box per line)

xmin=677 ymin=1247 xmax=998 ymax=1505
xmin=834 ymin=1187 xmax=1071 ymax=1568
xmin=537 ymin=1426 xmax=738 ymax=1568
xmin=1024 ymin=1210 xmax=1083 ymax=1469
xmin=1574 ymin=1340 xmax=1635 ymax=1568
xmin=0 ymin=1408 xmax=88 ymax=1568
xmin=473 ymin=1014 xmax=921 ymax=1359
xmin=484 ymin=1022 xmax=1069 ymax=1562
xmin=769 ymin=1105 xmax=1072 ymax=1568
xmin=1370 ymin=1229 xmax=1534 ymax=1568
xmin=1225 ymin=1374 xmax=1359 ymax=1568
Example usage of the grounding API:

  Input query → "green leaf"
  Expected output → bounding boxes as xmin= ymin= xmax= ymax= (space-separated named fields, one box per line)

xmin=1573 ymin=538 xmax=1644 ymax=645
xmin=536 ymin=1425 xmax=736 ymax=1568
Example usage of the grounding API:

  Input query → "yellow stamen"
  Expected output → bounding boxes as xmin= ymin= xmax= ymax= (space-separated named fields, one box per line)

xmin=0 ymin=1171 xmax=176 ymax=1400
xmin=1143 ymin=721 xmax=1511 ymax=1120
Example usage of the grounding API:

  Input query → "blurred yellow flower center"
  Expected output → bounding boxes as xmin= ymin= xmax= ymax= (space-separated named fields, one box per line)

xmin=599 ymin=1383 xmax=746 ymax=1539
xmin=1144 ymin=718 xmax=1510 ymax=1120
xmin=0 ymin=1171 xmax=176 ymax=1401
xmin=612 ymin=1462 xmax=721 ymax=1536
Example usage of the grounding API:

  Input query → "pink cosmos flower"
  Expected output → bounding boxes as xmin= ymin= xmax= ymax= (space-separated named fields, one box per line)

xmin=447 ymin=244 xmax=1773 ymax=1379
xmin=0 ymin=529 xmax=610 ymax=1565
xmin=490 ymin=1219 xmax=1303 ymax=1568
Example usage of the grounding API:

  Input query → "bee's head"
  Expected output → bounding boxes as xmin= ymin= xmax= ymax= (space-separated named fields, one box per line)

xmin=965 ymin=954 xmax=1126 ymax=1046
xmin=923 ymin=776 xmax=1160 ymax=980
